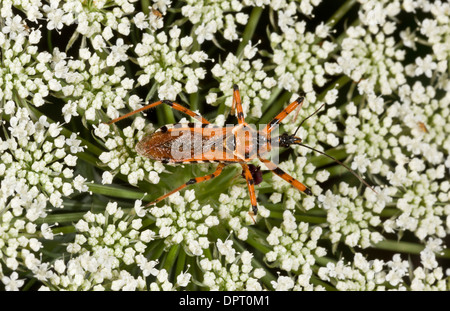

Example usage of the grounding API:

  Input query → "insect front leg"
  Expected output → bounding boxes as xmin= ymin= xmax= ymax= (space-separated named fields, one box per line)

xmin=259 ymin=158 xmax=312 ymax=195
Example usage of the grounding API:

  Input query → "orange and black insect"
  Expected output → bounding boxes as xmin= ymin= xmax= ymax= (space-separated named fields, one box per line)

xmin=107 ymin=85 xmax=375 ymax=221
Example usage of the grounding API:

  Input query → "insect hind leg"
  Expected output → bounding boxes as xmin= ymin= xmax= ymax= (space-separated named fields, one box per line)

xmin=145 ymin=163 xmax=226 ymax=207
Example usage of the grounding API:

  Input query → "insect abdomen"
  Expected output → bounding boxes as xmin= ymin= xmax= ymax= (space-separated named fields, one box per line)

xmin=136 ymin=124 xmax=235 ymax=163
xmin=135 ymin=131 xmax=174 ymax=162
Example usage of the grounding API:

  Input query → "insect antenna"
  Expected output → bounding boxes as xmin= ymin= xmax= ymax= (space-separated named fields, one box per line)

xmin=295 ymin=142 xmax=378 ymax=194
xmin=293 ymin=103 xmax=326 ymax=136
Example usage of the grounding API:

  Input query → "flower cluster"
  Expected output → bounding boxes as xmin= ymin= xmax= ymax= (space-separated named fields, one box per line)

xmin=342 ymin=84 xmax=449 ymax=242
xmin=0 ymin=15 xmax=45 ymax=106
xmin=181 ymin=0 xmax=250 ymax=43
xmin=267 ymin=155 xmax=327 ymax=211
xmin=1 ymin=0 xmax=449 ymax=292
xmin=0 ymin=105 xmax=87 ymax=290
xmin=146 ymin=190 xmax=220 ymax=255
xmin=318 ymin=253 xmax=406 ymax=290
xmin=265 ymin=210 xmax=326 ymax=289
xmin=337 ymin=25 xmax=406 ymax=95
xmin=50 ymin=45 xmax=134 ymax=123
xmin=0 ymin=209 xmax=44 ymax=290
xmin=41 ymin=0 xmax=139 ymax=38
xmin=199 ymin=239 xmax=265 ymax=290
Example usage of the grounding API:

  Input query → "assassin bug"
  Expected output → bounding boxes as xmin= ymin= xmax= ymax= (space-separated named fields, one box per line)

xmin=107 ymin=85 xmax=375 ymax=221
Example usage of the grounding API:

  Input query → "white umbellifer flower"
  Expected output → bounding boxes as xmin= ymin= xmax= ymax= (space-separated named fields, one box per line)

xmin=318 ymin=183 xmax=388 ymax=249
xmin=351 ymin=154 xmax=371 ymax=173
xmin=176 ymin=271 xmax=192 ymax=287
xmin=318 ymin=253 xmax=411 ymax=291
xmin=271 ymin=275 xmax=295 ymax=291
xmin=145 ymin=191 xmax=219 ymax=252
xmin=217 ymin=239 xmax=236 ymax=263
xmin=414 ymin=55 xmax=437 ymax=78
xmin=180 ymin=0 xmax=250 ymax=44
xmin=271 ymin=20 xmax=336 ymax=96
xmin=96 ymin=117 xmax=163 ymax=186
xmin=418 ymin=2 xmax=450 ymax=64
xmin=337 ymin=18 xmax=406 ymax=96
xmin=1 ymin=106 xmax=86 ymax=212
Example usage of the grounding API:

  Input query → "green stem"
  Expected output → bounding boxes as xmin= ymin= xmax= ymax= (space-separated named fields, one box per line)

xmin=236 ymin=7 xmax=263 ymax=56
xmin=315 ymin=256 xmax=337 ymax=266
xmin=47 ymin=29 xmax=53 ymax=52
xmin=326 ymin=164 xmax=348 ymax=178
xmin=268 ymin=210 xmax=326 ymax=224
xmin=163 ymin=105 xmax=176 ymax=124
xmin=190 ymin=89 xmax=199 ymax=112
xmin=52 ymin=225 xmax=76 ymax=234
xmin=77 ymin=151 xmax=102 ymax=167
xmin=189 ymin=39 xmax=201 ymax=112
xmin=245 ymin=231 xmax=271 ymax=254
xmin=379 ymin=208 xmax=399 ymax=218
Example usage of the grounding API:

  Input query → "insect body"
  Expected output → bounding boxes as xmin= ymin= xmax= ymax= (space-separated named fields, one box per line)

xmin=108 ymin=85 xmax=374 ymax=221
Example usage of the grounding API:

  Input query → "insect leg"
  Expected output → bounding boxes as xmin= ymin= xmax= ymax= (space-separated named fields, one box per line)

xmin=145 ymin=163 xmax=226 ymax=207
xmin=107 ymin=100 xmax=210 ymax=125
xmin=231 ymin=84 xmax=246 ymax=124
xmin=241 ymin=163 xmax=258 ymax=223
xmin=259 ymin=158 xmax=312 ymax=195
xmin=263 ymin=96 xmax=304 ymax=134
